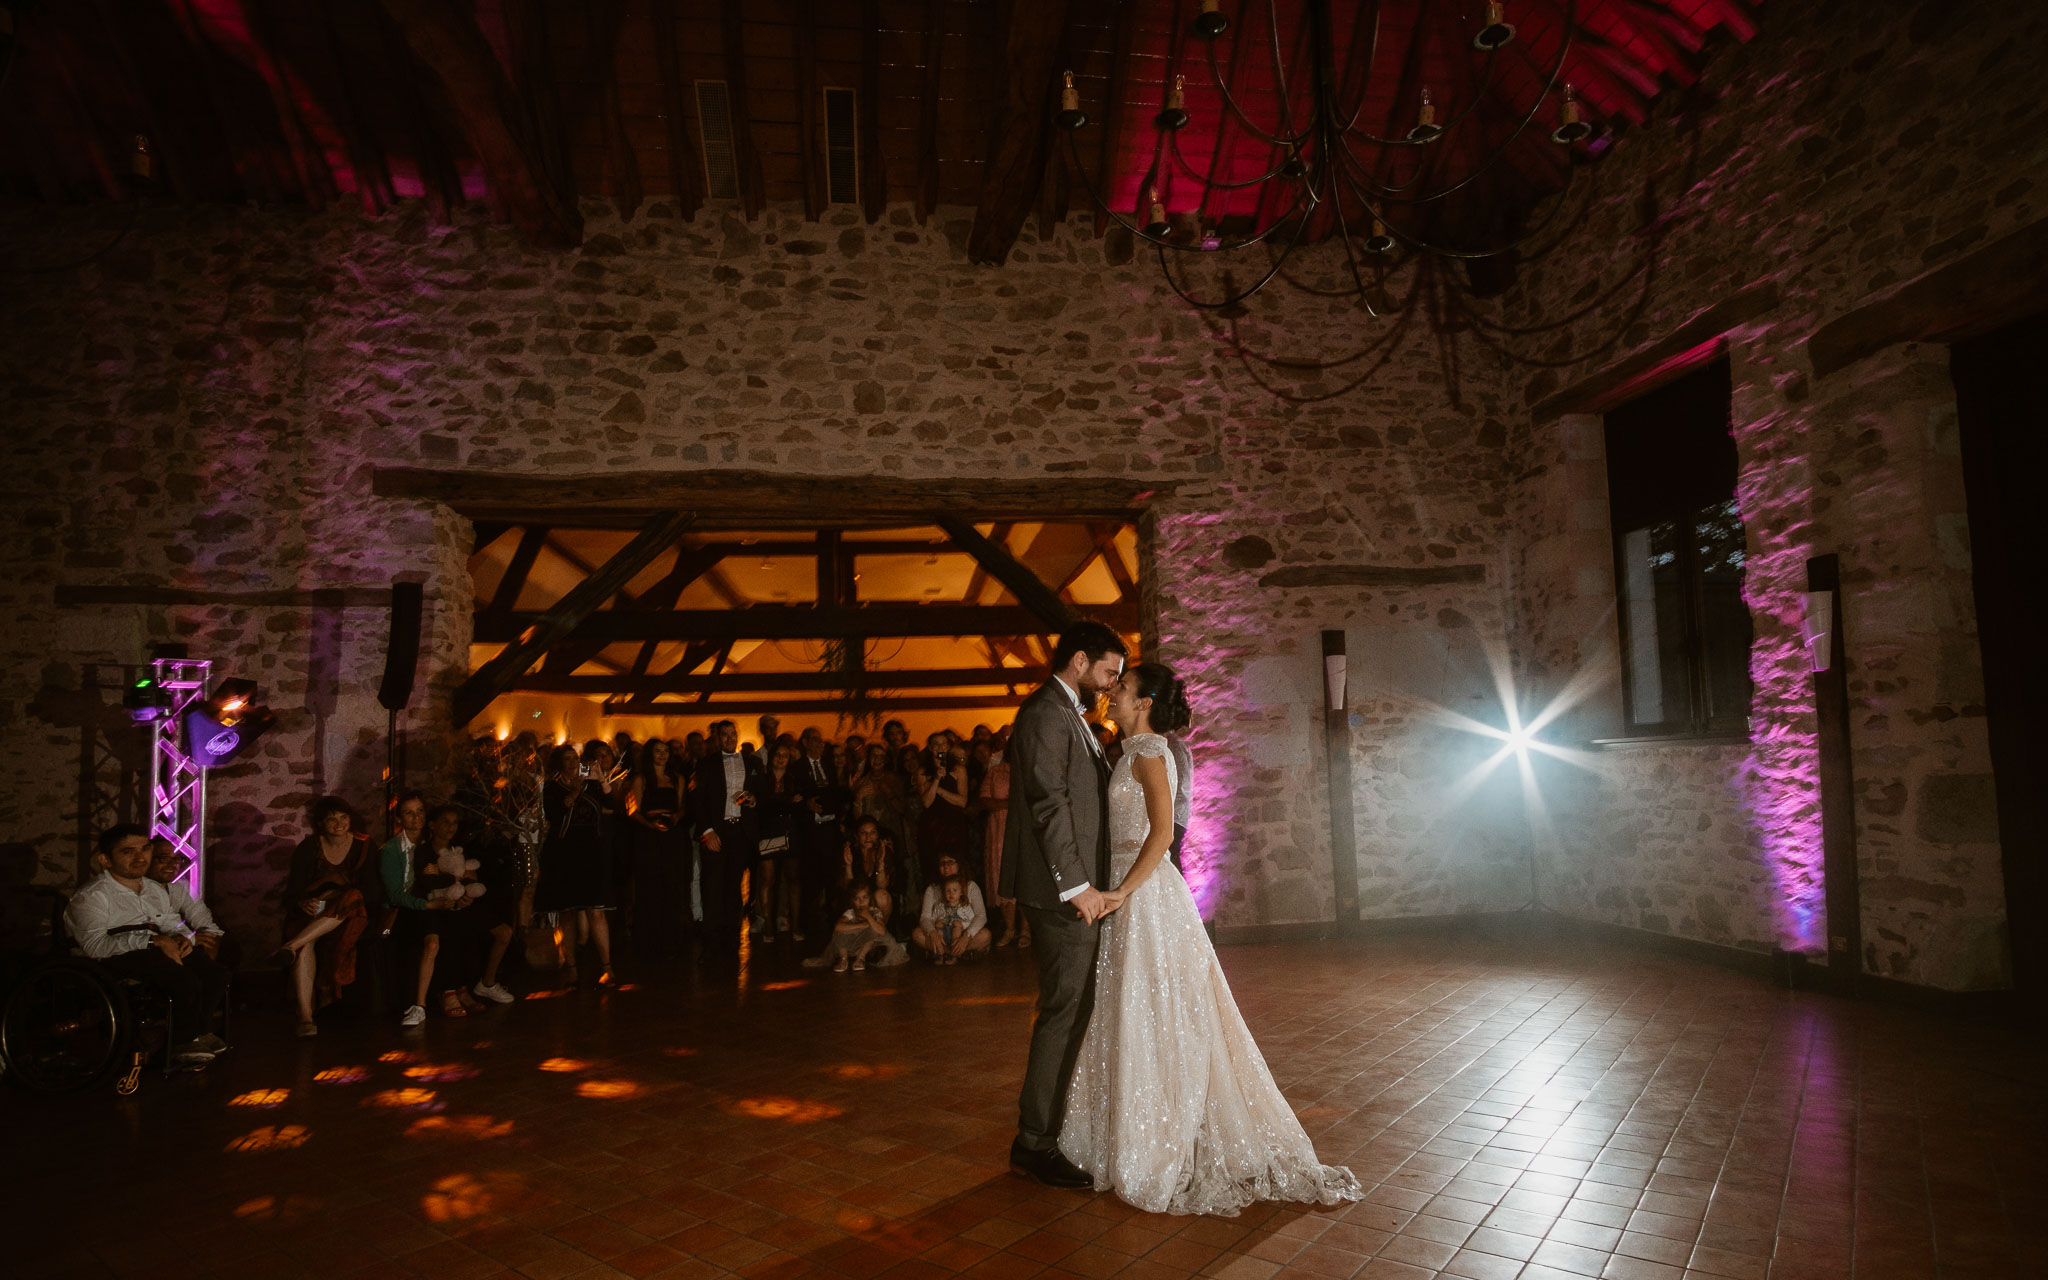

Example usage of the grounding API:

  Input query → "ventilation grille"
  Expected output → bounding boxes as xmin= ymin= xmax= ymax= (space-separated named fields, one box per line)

xmin=823 ymin=86 xmax=857 ymax=205
xmin=695 ymin=79 xmax=739 ymax=200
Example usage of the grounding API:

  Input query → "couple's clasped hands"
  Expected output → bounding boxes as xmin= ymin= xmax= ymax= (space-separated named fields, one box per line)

xmin=1069 ymin=885 xmax=1127 ymax=925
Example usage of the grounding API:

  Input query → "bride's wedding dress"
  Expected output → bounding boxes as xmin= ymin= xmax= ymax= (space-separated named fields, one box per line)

xmin=1058 ymin=733 xmax=1362 ymax=1216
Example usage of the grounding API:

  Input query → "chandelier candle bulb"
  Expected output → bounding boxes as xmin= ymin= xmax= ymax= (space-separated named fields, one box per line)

xmin=1056 ymin=70 xmax=1087 ymax=131
xmin=1365 ymin=219 xmax=1395 ymax=253
xmin=1407 ymin=89 xmax=1443 ymax=142
xmin=1474 ymin=0 xmax=1516 ymax=51
xmin=1145 ymin=189 xmax=1170 ymax=238
xmin=1156 ymin=75 xmax=1189 ymax=131
xmin=1192 ymin=0 xmax=1228 ymax=40
xmin=1551 ymin=84 xmax=1593 ymax=144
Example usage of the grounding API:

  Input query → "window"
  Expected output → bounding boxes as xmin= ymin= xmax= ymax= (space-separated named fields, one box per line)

xmin=1604 ymin=359 xmax=1753 ymax=738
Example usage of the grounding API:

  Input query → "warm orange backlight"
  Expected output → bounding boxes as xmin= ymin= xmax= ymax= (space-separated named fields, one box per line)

xmin=824 ymin=1063 xmax=904 ymax=1080
xmin=577 ymin=1079 xmax=643 ymax=1099
xmin=726 ymin=1096 xmax=844 ymax=1123
xmin=225 ymin=1124 xmax=310 ymax=1152
xmin=537 ymin=1057 xmax=590 ymax=1072
xmin=407 ymin=1114 xmax=514 ymax=1140
xmin=405 ymin=1062 xmax=478 ymax=1082
xmin=421 ymin=1173 xmax=493 ymax=1222
xmin=367 ymin=1088 xmax=440 ymax=1110
xmin=229 ymin=1088 xmax=290 ymax=1108
xmin=314 ymin=1066 xmax=368 ymax=1085
xmin=762 ymin=980 xmax=809 ymax=991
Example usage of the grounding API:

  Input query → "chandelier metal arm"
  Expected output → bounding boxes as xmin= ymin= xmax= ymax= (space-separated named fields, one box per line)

xmin=1167 ymin=130 xmax=1299 ymax=193
xmin=1353 ymin=162 xmax=1582 ymax=260
xmin=1193 ymin=10 xmax=1317 ymax=151
xmin=1212 ymin=298 xmax=1423 ymax=402
xmin=1062 ymin=130 xmax=1318 ymax=258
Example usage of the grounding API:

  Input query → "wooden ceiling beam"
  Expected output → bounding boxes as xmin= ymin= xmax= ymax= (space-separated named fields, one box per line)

xmin=967 ymin=0 xmax=1072 ymax=264
xmin=483 ymin=526 xmax=547 ymax=624
xmin=935 ymin=515 xmax=1074 ymax=632
xmin=794 ymin=0 xmax=823 ymax=221
xmin=859 ymin=0 xmax=887 ymax=224
xmin=476 ymin=602 xmax=1138 ymax=645
xmin=720 ymin=0 xmax=768 ymax=221
xmin=1090 ymin=0 xmax=1134 ymax=238
xmin=453 ymin=511 xmax=695 ymax=726
xmin=93 ymin=0 xmax=196 ymax=205
xmin=509 ymin=0 xmax=576 ymax=217
xmin=311 ymin=0 xmax=395 ymax=215
xmin=374 ymin=1 xmax=460 ymax=225
xmin=588 ymin=0 xmax=643 ymax=220
xmin=375 ymin=0 xmax=582 ymax=246
xmin=163 ymin=0 xmax=278 ymax=203
xmin=913 ymin=0 xmax=943 ymax=224
xmin=649 ymin=0 xmax=705 ymax=220
xmin=245 ymin=0 xmax=336 ymax=209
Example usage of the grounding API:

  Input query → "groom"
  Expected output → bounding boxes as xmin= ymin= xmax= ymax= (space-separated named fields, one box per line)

xmin=1002 ymin=620 xmax=1128 ymax=1188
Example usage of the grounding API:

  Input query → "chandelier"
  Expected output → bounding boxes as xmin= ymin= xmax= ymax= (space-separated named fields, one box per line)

xmin=1054 ymin=0 xmax=1602 ymax=318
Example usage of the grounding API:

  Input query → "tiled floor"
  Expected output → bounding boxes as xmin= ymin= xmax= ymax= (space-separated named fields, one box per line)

xmin=8 ymin=927 xmax=2045 ymax=1279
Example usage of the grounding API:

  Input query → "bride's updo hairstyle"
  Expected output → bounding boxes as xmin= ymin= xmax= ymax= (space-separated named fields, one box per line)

xmin=1128 ymin=662 xmax=1193 ymax=734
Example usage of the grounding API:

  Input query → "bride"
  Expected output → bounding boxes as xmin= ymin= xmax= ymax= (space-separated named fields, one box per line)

xmin=1058 ymin=661 xmax=1363 ymax=1216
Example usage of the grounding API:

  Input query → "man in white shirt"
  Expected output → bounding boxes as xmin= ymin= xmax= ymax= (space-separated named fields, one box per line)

xmin=64 ymin=824 xmax=229 ymax=1064
xmin=912 ymin=854 xmax=991 ymax=961
xmin=147 ymin=838 xmax=224 ymax=958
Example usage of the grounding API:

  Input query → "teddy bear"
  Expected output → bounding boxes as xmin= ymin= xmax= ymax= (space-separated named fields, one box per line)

xmin=418 ymin=844 xmax=487 ymax=903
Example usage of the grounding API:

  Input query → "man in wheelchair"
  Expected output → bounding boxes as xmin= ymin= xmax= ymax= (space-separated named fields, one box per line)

xmin=63 ymin=824 xmax=230 ymax=1066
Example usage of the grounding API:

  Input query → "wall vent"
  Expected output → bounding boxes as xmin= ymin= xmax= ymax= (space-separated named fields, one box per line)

xmin=695 ymin=79 xmax=739 ymax=200
xmin=823 ymin=86 xmax=858 ymax=205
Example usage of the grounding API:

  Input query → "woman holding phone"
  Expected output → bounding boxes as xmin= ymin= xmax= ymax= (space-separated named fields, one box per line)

xmin=535 ymin=741 xmax=618 ymax=987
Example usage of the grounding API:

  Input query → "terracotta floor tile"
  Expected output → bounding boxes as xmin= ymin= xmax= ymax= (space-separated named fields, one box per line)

xmin=7 ymin=936 xmax=2041 ymax=1280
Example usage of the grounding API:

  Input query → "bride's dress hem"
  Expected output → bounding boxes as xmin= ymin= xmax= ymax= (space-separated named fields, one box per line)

xmin=1056 ymin=733 xmax=1362 ymax=1218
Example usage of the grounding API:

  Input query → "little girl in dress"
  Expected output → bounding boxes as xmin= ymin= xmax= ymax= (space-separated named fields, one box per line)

xmin=806 ymin=882 xmax=907 ymax=972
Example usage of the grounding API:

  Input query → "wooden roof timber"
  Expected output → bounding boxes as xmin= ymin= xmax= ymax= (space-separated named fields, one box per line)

xmin=473 ymin=602 xmax=1139 ymax=645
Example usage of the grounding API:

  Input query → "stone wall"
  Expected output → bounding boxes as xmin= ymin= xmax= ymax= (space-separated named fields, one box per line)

xmin=1 ymin=195 xmax=1518 ymax=953
xmin=1503 ymin=0 xmax=2043 ymax=987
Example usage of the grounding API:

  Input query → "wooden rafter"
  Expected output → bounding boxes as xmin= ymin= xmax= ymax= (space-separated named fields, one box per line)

xmin=934 ymin=516 xmax=1075 ymax=632
xmin=858 ymin=0 xmax=886 ymax=224
xmin=967 ymin=0 xmax=1073 ymax=265
xmin=588 ymin=0 xmax=642 ymax=221
xmin=720 ymin=0 xmax=767 ymax=221
xmin=484 ymin=527 xmax=547 ymax=623
xmin=793 ymin=0 xmax=823 ymax=221
xmin=312 ymin=0 xmax=396 ymax=215
xmin=376 ymin=0 xmax=582 ymax=246
xmin=538 ymin=542 xmax=725 ymax=675
xmin=605 ymin=695 xmax=1029 ymax=718
xmin=961 ymin=522 xmax=1013 ymax=605
xmin=913 ymin=0 xmax=943 ymax=224
xmin=452 ymin=511 xmax=695 ymax=726
xmin=245 ymin=0 xmax=336 ymax=209
xmin=649 ymin=0 xmax=705 ymax=221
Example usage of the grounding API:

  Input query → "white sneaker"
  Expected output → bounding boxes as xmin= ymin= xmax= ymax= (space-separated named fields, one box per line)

xmin=399 ymin=1004 xmax=426 ymax=1027
xmin=472 ymin=982 xmax=514 ymax=1005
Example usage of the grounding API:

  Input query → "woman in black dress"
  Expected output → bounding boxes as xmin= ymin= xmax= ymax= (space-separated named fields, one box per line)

xmin=536 ymin=742 xmax=617 ymax=987
xmin=752 ymin=740 xmax=806 ymax=941
xmin=625 ymin=738 xmax=687 ymax=960
xmin=916 ymin=734 xmax=972 ymax=888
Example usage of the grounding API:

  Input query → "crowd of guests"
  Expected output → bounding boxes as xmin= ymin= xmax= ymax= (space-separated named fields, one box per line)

xmin=53 ymin=707 xmax=1193 ymax=1061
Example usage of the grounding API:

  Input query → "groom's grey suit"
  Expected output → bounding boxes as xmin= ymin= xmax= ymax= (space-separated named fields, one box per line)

xmin=1002 ymin=676 xmax=1112 ymax=1153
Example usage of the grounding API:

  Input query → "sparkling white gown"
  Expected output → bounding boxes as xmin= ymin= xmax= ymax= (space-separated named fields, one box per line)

xmin=1058 ymin=733 xmax=1363 ymax=1216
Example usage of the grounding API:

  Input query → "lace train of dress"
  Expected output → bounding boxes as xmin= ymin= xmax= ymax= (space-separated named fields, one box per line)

xmin=1058 ymin=734 xmax=1362 ymax=1216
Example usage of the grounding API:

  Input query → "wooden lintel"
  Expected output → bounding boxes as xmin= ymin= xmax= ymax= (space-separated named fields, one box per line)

xmin=475 ymin=602 xmax=1138 ymax=645
xmin=936 ymin=516 xmax=1075 ymax=631
xmin=55 ymin=585 xmax=395 ymax=609
xmin=967 ymin=0 xmax=1073 ymax=265
xmin=517 ymin=666 xmax=1052 ymax=696
xmin=374 ymin=468 xmax=1173 ymax=523
xmin=1809 ymin=217 xmax=2048 ymax=379
xmin=1529 ymin=282 xmax=1781 ymax=421
xmin=1256 ymin=565 xmax=1488 ymax=589
xmin=453 ymin=511 xmax=695 ymax=726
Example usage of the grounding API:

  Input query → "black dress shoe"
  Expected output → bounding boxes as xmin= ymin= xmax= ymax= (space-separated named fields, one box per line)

xmin=1009 ymin=1138 xmax=1094 ymax=1190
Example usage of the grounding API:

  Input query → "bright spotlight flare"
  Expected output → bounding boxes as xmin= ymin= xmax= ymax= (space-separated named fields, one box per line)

xmin=1426 ymin=643 xmax=1612 ymax=834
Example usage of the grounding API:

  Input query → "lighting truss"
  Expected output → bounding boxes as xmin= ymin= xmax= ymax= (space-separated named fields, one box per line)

xmin=146 ymin=656 xmax=211 ymax=898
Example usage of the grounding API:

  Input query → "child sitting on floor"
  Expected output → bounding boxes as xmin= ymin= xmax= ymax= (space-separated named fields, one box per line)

xmin=930 ymin=876 xmax=976 ymax=966
xmin=804 ymin=881 xmax=907 ymax=972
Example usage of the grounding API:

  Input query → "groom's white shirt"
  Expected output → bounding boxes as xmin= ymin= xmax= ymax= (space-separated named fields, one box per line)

xmin=1051 ymin=674 xmax=1098 ymax=902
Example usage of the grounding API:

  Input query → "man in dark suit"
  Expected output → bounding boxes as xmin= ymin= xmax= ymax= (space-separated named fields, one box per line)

xmin=691 ymin=718 xmax=764 ymax=970
xmin=793 ymin=727 xmax=848 ymax=933
xmin=1000 ymin=621 xmax=1128 ymax=1189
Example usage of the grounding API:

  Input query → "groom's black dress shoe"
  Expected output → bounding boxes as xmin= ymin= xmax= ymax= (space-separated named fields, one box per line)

xmin=1009 ymin=1138 xmax=1093 ymax=1190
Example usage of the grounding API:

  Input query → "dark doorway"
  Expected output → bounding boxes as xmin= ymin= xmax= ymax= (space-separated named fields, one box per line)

xmin=1950 ymin=315 xmax=2048 ymax=999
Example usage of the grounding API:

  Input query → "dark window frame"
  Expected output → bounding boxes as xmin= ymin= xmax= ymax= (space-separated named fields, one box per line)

xmin=1604 ymin=358 xmax=1754 ymax=741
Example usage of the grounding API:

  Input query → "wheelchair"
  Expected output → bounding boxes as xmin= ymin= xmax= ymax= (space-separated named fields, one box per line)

xmin=0 ymin=893 xmax=231 ymax=1094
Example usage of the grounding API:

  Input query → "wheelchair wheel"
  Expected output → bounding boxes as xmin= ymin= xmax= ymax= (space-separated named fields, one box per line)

xmin=0 ymin=959 xmax=133 ymax=1092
